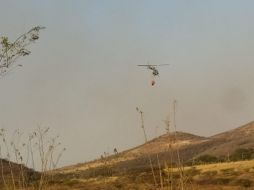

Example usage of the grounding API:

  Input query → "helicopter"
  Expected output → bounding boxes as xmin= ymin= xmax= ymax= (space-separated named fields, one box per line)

xmin=137 ymin=64 xmax=169 ymax=76
xmin=137 ymin=63 xmax=169 ymax=86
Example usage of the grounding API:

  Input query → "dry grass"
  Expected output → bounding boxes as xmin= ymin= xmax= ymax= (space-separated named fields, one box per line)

xmin=167 ymin=160 xmax=254 ymax=173
xmin=49 ymin=160 xmax=254 ymax=190
xmin=0 ymin=127 xmax=65 ymax=190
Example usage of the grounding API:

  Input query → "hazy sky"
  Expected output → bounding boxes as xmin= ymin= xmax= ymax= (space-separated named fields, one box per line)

xmin=1 ymin=0 xmax=254 ymax=167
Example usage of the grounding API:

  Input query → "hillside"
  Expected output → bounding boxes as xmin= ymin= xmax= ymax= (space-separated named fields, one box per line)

xmin=0 ymin=159 xmax=38 ymax=186
xmin=47 ymin=121 xmax=254 ymax=190
xmin=57 ymin=132 xmax=207 ymax=174
xmin=201 ymin=121 xmax=254 ymax=156
xmin=58 ymin=121 xmax=254 ymax=175
xmin=51 ymin=160 xmax=254 ymax=190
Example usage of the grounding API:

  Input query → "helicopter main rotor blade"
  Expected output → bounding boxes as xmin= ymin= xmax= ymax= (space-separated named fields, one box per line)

xmin=156 ymin=64 xmax=170 ymax=66
xmin=137 ymin=64 xmax=170 ymax=66
xmin=137 ymin=64 xmax=157 ymax=66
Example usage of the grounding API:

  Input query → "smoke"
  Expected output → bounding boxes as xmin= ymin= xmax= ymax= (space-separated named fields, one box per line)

xmin=220 ymin=86 xmax=248 ymax=112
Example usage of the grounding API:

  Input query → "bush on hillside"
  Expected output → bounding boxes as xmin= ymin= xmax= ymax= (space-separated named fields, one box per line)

xmin=195 ymin=154 xmax=218 ymax=164
xmin=230 ymin=148 xmax=254 ymax=161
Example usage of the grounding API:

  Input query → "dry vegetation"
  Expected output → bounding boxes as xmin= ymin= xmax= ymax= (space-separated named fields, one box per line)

xmin=2 ymin=120 xmax=254 ymax=189
xmin=45 ymin=159 xmax=254 ymax=190
xmin=45 ymin=121 xmax=254 ymax=190
xmin=0 ymin=127 xmax=65 ymax=190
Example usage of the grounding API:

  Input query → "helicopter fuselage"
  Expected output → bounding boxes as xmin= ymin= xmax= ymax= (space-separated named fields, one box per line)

xmin=148 ymin=66 xmax=159 ymax=76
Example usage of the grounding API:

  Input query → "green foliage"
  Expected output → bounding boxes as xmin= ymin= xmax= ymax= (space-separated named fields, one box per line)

xmin=0 ymin=37 xmax=10 ymax=48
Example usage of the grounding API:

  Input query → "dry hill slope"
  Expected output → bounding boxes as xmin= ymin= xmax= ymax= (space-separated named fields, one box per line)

xmin=58 ymin=121 xmax=254 ymax=174
xmin=201 ymin=121 xmax=254 ymax=156
xmin=0 ymin=159 xmax=38 ymax=186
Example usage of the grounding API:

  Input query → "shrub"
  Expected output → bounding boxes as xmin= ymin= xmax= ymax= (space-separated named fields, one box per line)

xmin=195 ymin=154 xmax=218 ymax=164
xmin=230 ymin=148 xmax=254 ymax=161
xmin=215 ymin=177 xmax=231 ymax=185
xmin=235 ymin=179 xmax=252 ymax=188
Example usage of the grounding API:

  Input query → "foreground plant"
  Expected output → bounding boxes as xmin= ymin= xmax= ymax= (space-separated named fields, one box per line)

xmin=0 ymin=126 xmax=65 ymax=190
xmin=136 ymin=107 xmax=158 ymax=188
xmin=0 ymin=26 xmax=45 ymax=76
